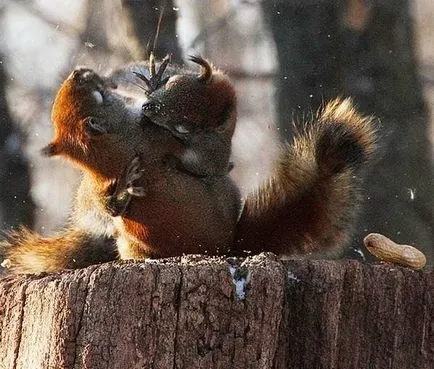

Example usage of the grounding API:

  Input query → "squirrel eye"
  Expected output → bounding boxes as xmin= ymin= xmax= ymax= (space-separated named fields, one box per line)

xmin=84 ymin=117 xmax=107 ymax=136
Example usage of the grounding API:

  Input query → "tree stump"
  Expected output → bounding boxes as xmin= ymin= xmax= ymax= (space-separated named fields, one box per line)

xmin=0 ymin=254 xmax=432 ymax=368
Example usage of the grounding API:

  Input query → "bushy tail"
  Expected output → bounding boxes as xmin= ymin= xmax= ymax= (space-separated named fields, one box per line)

xmin=234 ymin=98 xmax=378 ymax=256
xmin=1 ymin=228 xmax=117 ymax=274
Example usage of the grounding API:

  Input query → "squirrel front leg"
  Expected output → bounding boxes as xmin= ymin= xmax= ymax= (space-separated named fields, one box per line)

xmin=104 ymin=156 xmax=146 ymax=217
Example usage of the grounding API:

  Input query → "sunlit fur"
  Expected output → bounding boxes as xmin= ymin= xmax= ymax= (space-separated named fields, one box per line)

xmin=1 ymin=227 xmax=117 ymax=274
xmin=234 ymin=98 xmax=378 ymax=256
xmin=1 ymin=65 xmax=377 ymax=274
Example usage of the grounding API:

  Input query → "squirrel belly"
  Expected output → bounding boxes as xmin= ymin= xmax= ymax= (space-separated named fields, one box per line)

xmin=114 ymin=167 xmax=240 ymax=259
xmin=234 ymin=98 xmax=378 ymax=257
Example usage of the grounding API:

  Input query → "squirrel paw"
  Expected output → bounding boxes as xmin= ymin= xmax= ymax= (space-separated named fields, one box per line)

xmin=127 ymin=186 xmax=147 ymax=197
xmin=104 ymin=179 xmax=131 ymax=217
xmin=104 ymin=156 xmax=145 ymax=216
xmin=134 ymin=53 xmax=170 ymax=93
xmin=125 ymin=156 xmax=145 ymax=197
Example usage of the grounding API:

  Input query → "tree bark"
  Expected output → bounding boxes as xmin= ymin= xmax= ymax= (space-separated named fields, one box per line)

xmin=0 ymin=255 xmax=432 ymax=368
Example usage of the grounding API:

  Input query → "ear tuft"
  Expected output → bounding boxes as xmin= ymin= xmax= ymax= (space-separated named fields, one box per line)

xmin=41 ymin=143 xmax=60 ymax=157
xmin=188 ymin=55 xmax=213 ymax=83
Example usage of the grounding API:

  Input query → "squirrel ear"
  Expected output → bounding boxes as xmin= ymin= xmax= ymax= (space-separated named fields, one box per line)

xmin=188 ymin=56 xmax=212 ymax=83
xmin=84 ymin=116 xmax=107 ymax=136
xmin=41 ymin=143 xmax=61 ymax=157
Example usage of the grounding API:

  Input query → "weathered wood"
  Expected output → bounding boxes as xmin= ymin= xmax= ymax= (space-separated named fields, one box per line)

xmin=0 ymin=255 xmax=432 ymax=368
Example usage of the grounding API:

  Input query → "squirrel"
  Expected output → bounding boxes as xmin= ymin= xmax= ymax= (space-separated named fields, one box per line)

xmin=2 ymin=63 xmax=241 ymax=273
xmin=1 ymin=57 xmax=377 ymax=274
xmin=100 ymin=53 xmax=236 ymax=179
xmin=136 ymin=54 xmax=236 ymax=178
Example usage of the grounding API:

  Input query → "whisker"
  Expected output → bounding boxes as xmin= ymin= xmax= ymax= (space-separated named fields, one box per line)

xmin=133 ymin=72 xmax=151 ymax=91
xmin=129 ymin=78 xmax=149 ymax=93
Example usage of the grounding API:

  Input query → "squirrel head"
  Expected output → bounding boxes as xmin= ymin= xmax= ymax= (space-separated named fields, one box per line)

xmin=43 ymin=68 xmax=112 ymax=158
xmin=141 ymin=56 xmax=237 ymax=136
xmin=42 ymin=68 xmax=138 ymax=179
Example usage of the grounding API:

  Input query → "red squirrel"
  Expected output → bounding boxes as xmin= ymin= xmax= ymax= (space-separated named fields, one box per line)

xmin=1 ymin=58 xmax=377 ymax=273
xmin=2 ymin=65 xmax=241 ymax=273
xmin=137 ymin=54 xmax=236 ymax=178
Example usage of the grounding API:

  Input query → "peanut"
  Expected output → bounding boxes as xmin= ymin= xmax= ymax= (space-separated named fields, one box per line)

xmin=364 ymin=233 xmax=427 ymax=270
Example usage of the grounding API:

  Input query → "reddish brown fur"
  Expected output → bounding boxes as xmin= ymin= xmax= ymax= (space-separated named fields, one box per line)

xmin=154 ymin=57 xmax=237 ymax=132
xmin=234 ymin=98 xmax=377 ymax=257
xmin=2 ymin=64 xmax=377 ymax=274
xmin=46 ymin=68 xmax=240 ymax=260
xmin=48 ymin=70 xmax=135 ymax=181
xmin=141 ymin=57 xmax=237 ymax=178
xmin=2 ymin=228 xmax=117 ymax=274
xmin=162 ymin=71 xmax=236 ymax=131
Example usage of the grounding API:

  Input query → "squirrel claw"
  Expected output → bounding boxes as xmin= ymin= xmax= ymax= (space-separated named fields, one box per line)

xmin=125 ymin=156 xmax=145 ymax=183
xmin=123 ymin=156 xmax=146 ymax=197
xmin=104 ymin=156 xmax=145 ymax=217
xmin=104 ymin=190 xmax=131 ymax=217
xmin=127 ymin=186 xmax=146 ymax=197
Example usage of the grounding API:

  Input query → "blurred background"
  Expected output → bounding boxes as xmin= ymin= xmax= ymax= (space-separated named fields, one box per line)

xmin=0 ymin=0 xmax=432 ymax=265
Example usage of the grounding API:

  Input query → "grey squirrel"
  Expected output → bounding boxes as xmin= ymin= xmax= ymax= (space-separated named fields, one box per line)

xmin=1 ymin=57 xmax=377 ymax=274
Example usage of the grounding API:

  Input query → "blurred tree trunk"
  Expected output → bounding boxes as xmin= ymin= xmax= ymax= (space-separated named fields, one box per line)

xmin=121 ymin=0 xmax=182 ymax=62
xmin=78 ymin=0 xmax=181 ymax=65
xmin=262 ymin=0 xmax=434 ymax=265
xmin=0 ymin=57 xmax=34 ymax=234
xmin=262 ymin=1 xmax=341 ymax=135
